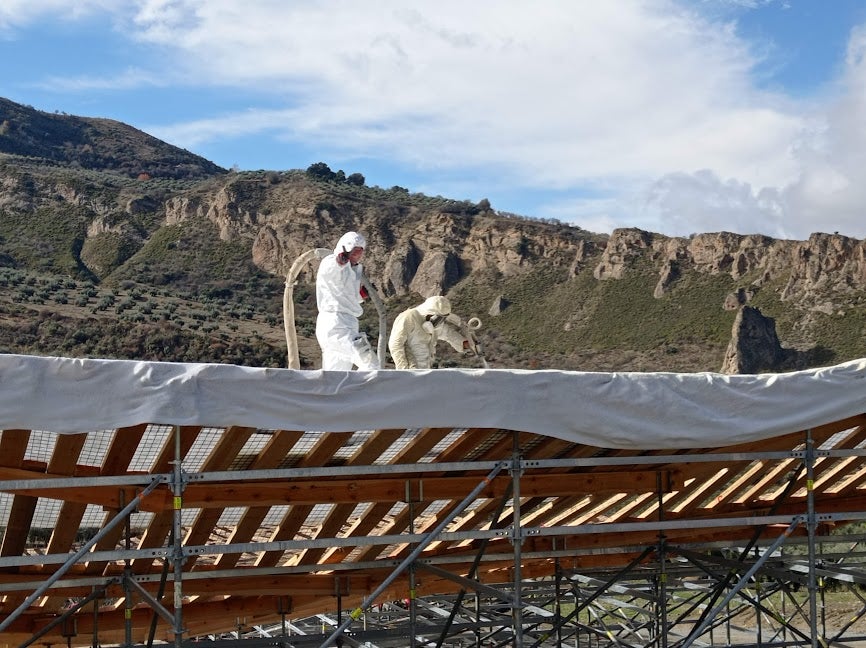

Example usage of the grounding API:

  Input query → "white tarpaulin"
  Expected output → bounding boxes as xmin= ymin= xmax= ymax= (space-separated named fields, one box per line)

xmin=1 ymin=353 xmax=865 ymax=449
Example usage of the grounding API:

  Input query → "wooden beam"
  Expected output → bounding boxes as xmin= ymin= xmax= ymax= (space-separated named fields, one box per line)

xmin=333 ymin=427 xmax=487 ymax=565
xmin=212 ymin=429 xmax=305 ymax=570
xmin=254 ymin=431 xmax=355 ymax=569
xmin=296 ymin=429 xmax=406 ymax=566
xmin=0 ymin=429 xmax=34 ymax=564
xmin=132 ymin=469 xmax=682 ymax=511
xmin=182 ymin=427 xmax=257 ymax=571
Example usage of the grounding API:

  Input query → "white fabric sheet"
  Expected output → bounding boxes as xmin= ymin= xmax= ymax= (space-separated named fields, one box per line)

xmin=1 ymin=353 xmax=865 ymax=449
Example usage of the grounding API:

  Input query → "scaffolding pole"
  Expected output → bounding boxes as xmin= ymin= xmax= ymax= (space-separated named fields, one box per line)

xmin=432 ymin=480 xmax=513 ymax=648
xmin=805 ymin=428 xmax=820 ymax=648
xmin=318 ymin=461 xmax=506 ymax=647
xmin=680 ymin=515 xmax=803 ymax=648
xmin=512 ymin=432 xmax=525 ymax=648
xmin=171 ymin=425 xmax=186 ymax=647
xmin=657 ymin=471 xmax=668 ymax=648
xmin=0 ymin=476 xmax=162 ymax=635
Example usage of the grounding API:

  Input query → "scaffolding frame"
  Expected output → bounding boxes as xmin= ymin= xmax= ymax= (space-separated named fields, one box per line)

xmin=1 ymin=413 xmax=866 ymax=647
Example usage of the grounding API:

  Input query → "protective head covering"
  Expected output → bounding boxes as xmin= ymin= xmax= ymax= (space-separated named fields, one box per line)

xmin=418 ymin=296 xmax=451 ymax=334
xmin=418 ymin=296 xmax=451 ymax=317
xmin=334 ymin=231 xmax=366 ymax=255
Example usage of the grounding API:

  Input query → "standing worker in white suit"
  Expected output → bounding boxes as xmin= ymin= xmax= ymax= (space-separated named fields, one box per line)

xmin=315 ymin=231 xmax=379 ymax=370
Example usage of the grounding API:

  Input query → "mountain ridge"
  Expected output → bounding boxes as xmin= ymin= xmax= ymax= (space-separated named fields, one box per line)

xmin=1 ymin=96 xmax=863 ymax=372
xmin=0 ymin=97 xmax=225 ymax=179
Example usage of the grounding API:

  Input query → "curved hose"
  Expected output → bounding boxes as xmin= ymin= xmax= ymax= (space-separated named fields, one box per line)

xmin=361 ymin=274 xmax=388 ymax=368
xmin=283 ymin=248 xmax=330 ymax=369
xmin=441 ymin=314 xmax=489 ymax=369
xmin=284 ymin=249 xmax=388 ymax=369
xmin=465 ymin=317 xmax=488 ymax=367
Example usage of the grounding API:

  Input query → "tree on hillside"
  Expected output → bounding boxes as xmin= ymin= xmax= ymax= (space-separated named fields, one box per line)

xmin=346 ymin=172 xmax=365 ymax=186
xmin=306 ymin=162 xmax=335 ymax=181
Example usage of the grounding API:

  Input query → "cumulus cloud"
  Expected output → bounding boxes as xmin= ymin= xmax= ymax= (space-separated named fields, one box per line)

xmin=647 ymin=22 xmax=866 ymax=239
xmin=644 ymin=170 xmax=788 ymax=237
xmin=126 ymin=2 xmax=805 ymax=177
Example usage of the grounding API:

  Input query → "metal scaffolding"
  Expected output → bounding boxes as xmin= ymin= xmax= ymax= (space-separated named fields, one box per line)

xmin=1 ymin=420 xmax=866 ymax=646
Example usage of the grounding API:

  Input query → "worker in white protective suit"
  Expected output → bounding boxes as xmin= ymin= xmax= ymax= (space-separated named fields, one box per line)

xmin=388 ymin=295 xmax=455 ymax=369
xmin=315 ymin=231 xmax=379 ymax=370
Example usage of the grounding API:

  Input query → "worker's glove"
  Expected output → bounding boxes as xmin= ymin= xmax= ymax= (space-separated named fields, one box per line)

xmin=336 ymin=247 xmax=350 ymax=265
xmin=360 ymin=285 xmax=369 ymax=300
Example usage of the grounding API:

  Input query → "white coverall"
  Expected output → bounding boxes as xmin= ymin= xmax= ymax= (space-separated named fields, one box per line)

xmin=315 ymin=232 xmax=379 ymax=370
xmin=388 ymin=296 xmax=452 ymax=369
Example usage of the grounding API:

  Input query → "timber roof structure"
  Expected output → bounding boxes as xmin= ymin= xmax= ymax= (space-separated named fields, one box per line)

xmin=1 ymin=354 xmax=866 ymax=646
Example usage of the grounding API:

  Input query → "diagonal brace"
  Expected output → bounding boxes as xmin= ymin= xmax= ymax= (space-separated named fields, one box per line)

xmin=125 ymin=574 xmax=177 ymax=627
xmin=681 ymin=515 xmax=803 ymax=648
xmin=417 ymin=562 xmax=516 ymax=605
xmin=319 ymin=462 xmax=507 ymax=648
xmin=0 ymin=476 xmax=163 ymax=635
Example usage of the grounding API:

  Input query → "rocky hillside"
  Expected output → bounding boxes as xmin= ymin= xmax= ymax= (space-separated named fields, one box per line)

xmin=1 ymin=97 xmax=864 ymax=372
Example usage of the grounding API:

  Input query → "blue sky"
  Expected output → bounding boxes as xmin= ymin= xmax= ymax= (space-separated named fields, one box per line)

xmin=2 ymin=0 xmax=866 ymax=240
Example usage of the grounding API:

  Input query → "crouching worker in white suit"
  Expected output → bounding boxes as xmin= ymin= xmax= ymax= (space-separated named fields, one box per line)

xmin=388 ymin=295 xmax=455 ymax=369
xmin=315 ymin=231 xmax=379 ymax=370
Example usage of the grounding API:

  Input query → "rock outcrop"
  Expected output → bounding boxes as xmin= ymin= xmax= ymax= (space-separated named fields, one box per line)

xmin=593 ymin=228 xmax=866 ymax=306
xmin=154 ymin=175 xmax=866 ymax=317
xmin=721 ymin=306 xmax=789 ymax=374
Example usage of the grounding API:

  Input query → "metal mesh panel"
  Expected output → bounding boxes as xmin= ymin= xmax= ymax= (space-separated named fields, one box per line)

xmin=305 ymin=503 xmax=335 ymax=528
xmin=30 ymin=497 xmax=62 ymax=529
xmin=183 ymin=428 xmax=225 ymax=471
xmin=180 ymin=508 xmax=201 ymax=526
xmin=229 ymin=431 xmax=276 ymax=470
xmin=821 ymin=427 xmax=857 ymax=449
xmin=80 ymin=503 xmax=108 ymax=530
xmin=421 ymin=429 xmax=466 ymax=462
xmin=216 ymin=506 xmax=248 ymax=527
xmin=332 ymin=430 xmax=375 ymax=462
xmin=374 ymin=429 xmax=421 ymax=464
xmin=0 ymin=492 xmax=13 ymax=528
xmin=129 ymin=424 xmax=173 ymax=472
xmin=342 ymin=503 xmax=371 ymax=535
xmin=24 ymin=430 xmax=56 ymax=463
xmin=128 ymin=511 xmax=155 ymax=533
xmin=465 ymin=430 xmax=508 ymax=460
xmin=384 ymin=502 xmax=407 ymax=524
xmin=262 ymin=505 xmax=289 ymax=526
xmin=79 ymin=430 xmax=116 ymax=467
xmin=282 ymin=432 xmax=324 ymax=468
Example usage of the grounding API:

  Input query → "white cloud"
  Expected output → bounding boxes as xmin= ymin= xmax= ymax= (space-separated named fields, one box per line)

xmin=644 ymin=170 xmax=788 ymax=237
xmin=0 ymin=0 xmax=121 ymax=29
xmin=150 ymin=108 xmax=299 ymax=147
xmin=6 ymin=0 xmax=866 ymax=239
xmin=648 ymin=21 xmax=866 ymax=239
xmin=35 ymin=67 xmax=165 ymax=92
xmin=128 ymin=1 xmax=804 ymax=180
